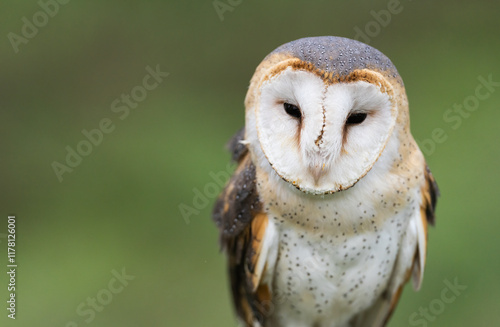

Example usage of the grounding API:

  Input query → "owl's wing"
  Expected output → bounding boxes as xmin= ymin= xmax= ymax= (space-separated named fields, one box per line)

xmin=411 ymin=165 xmax=438 ymax=289
xmin=351 ymin=165 xmax=439 ymax=327
xmin=212 ymin=129 xmax=278 ymax=327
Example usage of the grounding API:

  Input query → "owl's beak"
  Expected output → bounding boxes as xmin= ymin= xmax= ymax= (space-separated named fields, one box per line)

xmin=310 ymin=163 xmax=327 ymax=185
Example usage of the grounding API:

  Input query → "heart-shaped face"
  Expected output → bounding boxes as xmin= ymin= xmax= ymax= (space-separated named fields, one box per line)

xmin=254 ymin=63 xmax=397 ymax=194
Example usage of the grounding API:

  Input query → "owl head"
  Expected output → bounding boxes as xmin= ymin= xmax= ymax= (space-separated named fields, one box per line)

xmin=245 ymin=36 xmax=410 ymax=195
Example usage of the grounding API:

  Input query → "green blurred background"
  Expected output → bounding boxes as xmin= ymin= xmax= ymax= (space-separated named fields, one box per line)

xmin=1 ymin=0 xmax=499 ymax=326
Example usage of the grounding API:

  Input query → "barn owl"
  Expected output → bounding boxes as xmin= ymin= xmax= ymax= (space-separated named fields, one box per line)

xmin=213 ymin=36 xmax=438 ymax=327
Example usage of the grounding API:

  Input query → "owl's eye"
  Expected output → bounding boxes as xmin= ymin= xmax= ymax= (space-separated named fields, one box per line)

xmin=346 ymin=112 xmax=367 ymax=125
xmin=283 ymin=103 xmax=302 ymax=119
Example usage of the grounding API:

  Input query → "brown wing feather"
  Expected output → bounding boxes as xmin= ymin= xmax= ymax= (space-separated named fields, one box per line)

xmin=423 ymin=165 xmax=439 ymax=226
xmin=212 ymin=129 xmax=271 ymax=326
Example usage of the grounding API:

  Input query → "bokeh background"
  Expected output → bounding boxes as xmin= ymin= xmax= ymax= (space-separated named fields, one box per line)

xmin=1 ymin=1 xmax=499 ymax=326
